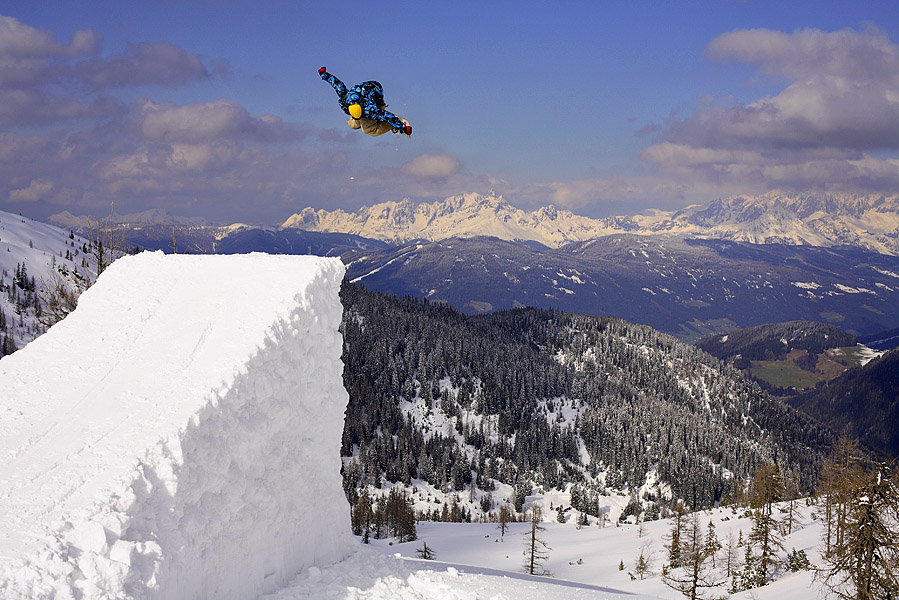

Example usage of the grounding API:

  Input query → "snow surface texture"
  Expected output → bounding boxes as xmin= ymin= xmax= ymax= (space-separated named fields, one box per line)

xmin=261 ymin=549 xmax=659 ymax=600
xmin=0 ymin=252 xmax=353 ymax=599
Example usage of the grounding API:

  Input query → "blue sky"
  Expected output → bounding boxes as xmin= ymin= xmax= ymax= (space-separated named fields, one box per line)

xmin=1 ymin=1 xmax=898 ymax=224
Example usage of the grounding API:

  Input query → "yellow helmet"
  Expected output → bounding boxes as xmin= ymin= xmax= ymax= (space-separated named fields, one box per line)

xmin=348 ymin=104 xmax=363 ymax=119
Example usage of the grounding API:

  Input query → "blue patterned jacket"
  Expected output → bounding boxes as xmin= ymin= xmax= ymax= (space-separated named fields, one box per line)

xmin=319 ymin=70 xmax=406 ymax=132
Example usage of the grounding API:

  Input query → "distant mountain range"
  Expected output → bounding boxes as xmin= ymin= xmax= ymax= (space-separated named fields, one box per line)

xmin=109 ymin=223 xmax=388 ymax=256
xmin=43 ymin=191 xmax=899 ymax=340
xmin=49 ymin=208 xmax=207 ymax=229
xmin=282 ymin=191 xmax=899 ymax=255
xmin=50 ymin=191 xmax=899 ymax=255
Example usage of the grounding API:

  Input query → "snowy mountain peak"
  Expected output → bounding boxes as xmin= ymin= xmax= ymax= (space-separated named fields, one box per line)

xmin=282 ymin=191 xmax=899 ymax=254
xmin=281 ymin=192 xmax=616 ymax=247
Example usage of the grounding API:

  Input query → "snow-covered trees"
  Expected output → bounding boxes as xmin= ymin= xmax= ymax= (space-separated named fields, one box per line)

xmin=338 ymin=283 xmax=834 ymax=524
xmin=747 ymin=463 xmax=785 ymax=586
xmin=349 ymin=487 xmax=416 ymax=543
xmin=662 ymin=512 xmax=722 ymax=600
xmin=665 ymin=504 xmax=688 ymax=569
xmin=37 ymin=266 xmax=86 ymax=328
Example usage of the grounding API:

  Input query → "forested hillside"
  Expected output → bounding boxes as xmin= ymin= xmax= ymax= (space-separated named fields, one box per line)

xmin=339 ymin=284 xmax=835 ymax=523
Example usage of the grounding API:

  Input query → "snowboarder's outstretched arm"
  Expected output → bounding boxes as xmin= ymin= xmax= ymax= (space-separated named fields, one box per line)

xmin=318 ymin=67 xmax=347 ymax=99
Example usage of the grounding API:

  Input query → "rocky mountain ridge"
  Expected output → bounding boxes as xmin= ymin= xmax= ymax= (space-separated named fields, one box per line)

xmin=282 ymin=191 xmax=899 ymax=255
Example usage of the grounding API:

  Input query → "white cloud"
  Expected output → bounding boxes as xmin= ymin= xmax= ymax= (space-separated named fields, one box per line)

xmin=0 ymin=15 xmax=99 ymax=75
xmin=0 ymin=15 xmax=53 ymax=56
xmin=9 ymin=178 xmax=53 ymax=203
xmin=402 ymin=154 xmax=461 ymax=179
xmin=707 ymin=27 xmax=899 ymax=84
xmin=131 ymin=99 xmax=308 ymax=143
xmin=74 ymin=41 xmax=211 ymax=88
xmin=642 ymin=26 xmax=899 ymax=196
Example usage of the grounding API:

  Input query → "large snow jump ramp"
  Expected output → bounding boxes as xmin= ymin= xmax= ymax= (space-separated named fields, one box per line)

xmin=0 ymin=252 xmax=354 ymax=599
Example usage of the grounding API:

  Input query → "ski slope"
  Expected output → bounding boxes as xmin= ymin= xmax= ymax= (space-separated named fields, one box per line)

xmin=0 ymin=252 xmax=353 ymax=599
xmin=352 ymin=498 xmax=826 ymax=600
xmin=0 ymin=209 xmax=94 ymax=350
xmin=261 ymin=495 xmax=828 ymax=600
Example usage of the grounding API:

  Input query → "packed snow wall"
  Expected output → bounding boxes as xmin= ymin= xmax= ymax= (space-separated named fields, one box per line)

xmin=0 ymin=252 xmax=354 ymax=599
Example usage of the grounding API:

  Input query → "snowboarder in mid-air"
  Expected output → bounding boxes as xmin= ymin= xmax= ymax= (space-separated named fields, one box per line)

xmin=318 ymin=67 xmax=412 ymax=137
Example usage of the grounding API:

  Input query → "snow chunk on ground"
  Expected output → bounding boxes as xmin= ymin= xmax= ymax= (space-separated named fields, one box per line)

xmin=0 ymin=252 xmax=353 ymax=600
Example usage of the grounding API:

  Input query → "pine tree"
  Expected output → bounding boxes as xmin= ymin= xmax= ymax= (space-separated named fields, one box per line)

xmin=514 ymin=478 xmax=530 ymax=513
xmin=383 ymin=487 xmax=417 ymax=542
xmin=736 ymin=536 xmax=755 ymax=593
xmin=704 ymin=521 xmax=721 ymax=569
xmin=820 ymin=458 xmax=899 ymax=600
xmin=748 ymin=506 xmax=783 ymax=587
xmin=577 ymin=511 xmax=589 ymax=528
xmin=1 ymin=333 xmax=17 ymax=357
xmin=416 ymin=541 xmax=436 ymax=560
xmin=497 ymin=503 xmax=512 ymax=540
xmin=747 ymin=463 xmax=785 ymax=586
xmin=350 ymin=488 xmax=373 ymax=536
xmin=723 ymin=531 xmax=741 ymax=581
xmin=781 ymin=469 xmax=801 ymax=535
xmin=522 ymin=506 xmax=551 ymax=576
xmin=662 ymin=512 xmax=722 ymax=600
xmin=665 ymin=503 xmax=687 ymax=569
xmin=632 ymin=541 xmax=654 ymax=581
xmin=786 ymin=548 xmax=810 ymax=572
xmin=819 ymin=435 xmax=864 ymax=557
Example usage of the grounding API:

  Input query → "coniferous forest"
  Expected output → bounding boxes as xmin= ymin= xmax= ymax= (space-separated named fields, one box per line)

xmin=338 ymin=283 xmax=835 ymax=524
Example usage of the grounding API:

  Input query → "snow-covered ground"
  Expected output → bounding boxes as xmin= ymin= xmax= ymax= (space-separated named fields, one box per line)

xmin=0 ymin=252 xmax=352 ymax=599
xmin=260 ymin=548 xmax=657 ymax=600
xmin=273 ymin=496 xmax=823 ymax=600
